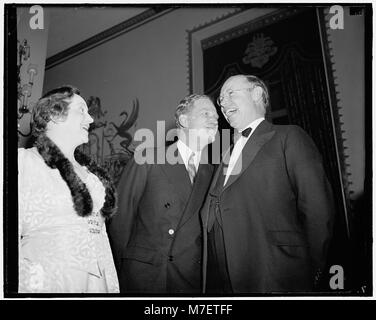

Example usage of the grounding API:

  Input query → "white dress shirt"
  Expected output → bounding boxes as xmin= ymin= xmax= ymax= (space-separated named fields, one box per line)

xmin=177 ymin=140 xmax=201 ymax=172
xmin=224 ymin=117 xmax=265 ymax=186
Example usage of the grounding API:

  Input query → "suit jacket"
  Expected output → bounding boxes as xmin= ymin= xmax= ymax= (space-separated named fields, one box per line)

xmin=201 ymin=120 xmax=335 ymax=293
xmin=108 ymin=142 xmax=214 ymax=293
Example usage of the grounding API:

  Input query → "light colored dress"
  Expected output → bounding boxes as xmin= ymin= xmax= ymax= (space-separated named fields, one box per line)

xmin=18 ymin=147 xmax=119 ymax=293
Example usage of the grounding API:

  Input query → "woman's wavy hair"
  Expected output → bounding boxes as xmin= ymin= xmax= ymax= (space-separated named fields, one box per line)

xmin=32 ymin=85 xmax=80 ymax=137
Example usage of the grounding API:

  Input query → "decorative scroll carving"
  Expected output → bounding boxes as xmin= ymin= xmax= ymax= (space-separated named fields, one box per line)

xmin=80 ymin=97 xmax=139 ymax=185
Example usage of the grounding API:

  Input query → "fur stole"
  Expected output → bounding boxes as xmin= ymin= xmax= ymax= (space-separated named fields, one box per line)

xmin=35 ymin=134 xmax=117 ymax=219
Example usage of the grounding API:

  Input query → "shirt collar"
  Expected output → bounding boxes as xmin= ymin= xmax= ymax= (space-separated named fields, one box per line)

xmin=238 ymin=117 xmax=265 ymax=134
xmin=177 ymin=140 xmax=201 ymax=168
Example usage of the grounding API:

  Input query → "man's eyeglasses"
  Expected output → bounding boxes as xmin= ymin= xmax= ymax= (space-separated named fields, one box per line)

xmin=217 ymin=88 xmax=253 ymax=106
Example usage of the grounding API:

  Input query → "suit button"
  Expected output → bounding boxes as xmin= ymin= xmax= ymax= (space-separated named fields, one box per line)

xmin=168 ymin=229 xmax=175 ymax=235
xmin=169 ymin=255 xmax=174 ymax=261
xmin=164 ymin=203 xmax=171 ymax=209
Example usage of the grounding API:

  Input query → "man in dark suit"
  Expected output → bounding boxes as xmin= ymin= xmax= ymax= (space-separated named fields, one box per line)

xmin=109 ymin=94 xmax=218 ymax=293
xmin=201 ymin=74 xmax=335 ymax=293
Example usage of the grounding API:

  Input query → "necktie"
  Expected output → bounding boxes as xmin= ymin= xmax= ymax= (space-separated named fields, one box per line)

xmin=233 ymin=127 xmax=252 ymax=142
xmin=187 ymin=152 xmax=197 ymax=184
xmin=241 ymin=127 xmax=252 ymax=137
xmin=232 ymin=127 xmax=252 ymax=154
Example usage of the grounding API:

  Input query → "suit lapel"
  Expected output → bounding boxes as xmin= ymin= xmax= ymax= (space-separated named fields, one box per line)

xmin=199 ymin=146 xmax=230 ymax=231
xmin=223 ymin=120 xmax=275 ymax=192
xmin=177 ymin=163 xmax=214 ymax=229
xmin=160 ymin=147 xmax=192 ymax=205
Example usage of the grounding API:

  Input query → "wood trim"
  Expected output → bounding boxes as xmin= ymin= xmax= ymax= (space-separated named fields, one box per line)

xmin=46 ymin=7 xmax=175 ymax=70
xmin=317 ymin=7 xmax=352 ymax=238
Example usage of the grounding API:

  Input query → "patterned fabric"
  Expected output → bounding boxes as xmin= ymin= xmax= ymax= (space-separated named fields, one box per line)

xmin=187 ymin=152 xmax=197 ymax=184
xmin=18 ymin=147 xmax=119 ymax=293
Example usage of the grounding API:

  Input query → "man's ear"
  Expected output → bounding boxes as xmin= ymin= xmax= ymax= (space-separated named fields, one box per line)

xmin=179 ymin=114 xmax=188 ymax=128
xmin=251 ymin=86 xmax=263 ymax=103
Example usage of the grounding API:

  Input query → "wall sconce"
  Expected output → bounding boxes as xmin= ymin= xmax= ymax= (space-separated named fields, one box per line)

xmin=17 ymin=39 xmax=37 ymax=138
xmin=19 ymin=64 xmax=38 ymax=115
xmin=17 ymin=40 xmax=30 ymax=73
xmin=19 ymin=83 xmax=32 ymax=115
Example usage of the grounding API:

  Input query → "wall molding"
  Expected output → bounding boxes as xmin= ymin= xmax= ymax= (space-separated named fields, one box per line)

xmin=186 ymin=7 xmax=245 ymax=94
xmin=187 ymin=7 xmax=279 ymax=94
xmin=201 ymin=7 xmax=302 ymax=50
xmin=318 ymin=7 xmax=352 ymax=237
xmin=46 ymin=7 xmax=175 ymax=70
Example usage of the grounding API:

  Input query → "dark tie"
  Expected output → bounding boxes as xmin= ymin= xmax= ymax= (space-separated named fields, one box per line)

xmin=241 ymin=127 xmax=252 ymax=137
xmin=187 ymin=152 xmax=196 ymax=184
xmin=233 ymin=127 xmax=252 ymax=147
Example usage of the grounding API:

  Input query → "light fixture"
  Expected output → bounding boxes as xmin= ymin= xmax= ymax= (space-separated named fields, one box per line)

xmin=17 ymin=39 xmax=38 ymax=138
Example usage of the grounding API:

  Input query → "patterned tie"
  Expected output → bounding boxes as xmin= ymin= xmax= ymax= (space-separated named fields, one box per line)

xmin=187 ymin=152 xmax=197 ymax=184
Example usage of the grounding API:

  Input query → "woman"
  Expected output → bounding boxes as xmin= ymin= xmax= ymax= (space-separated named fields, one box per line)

xmin=18 ymin=86 xmax=119 ymax=293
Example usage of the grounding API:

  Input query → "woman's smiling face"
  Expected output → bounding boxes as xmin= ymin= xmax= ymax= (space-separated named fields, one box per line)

xmin=56 ymin=94 xmax=94 ymax=146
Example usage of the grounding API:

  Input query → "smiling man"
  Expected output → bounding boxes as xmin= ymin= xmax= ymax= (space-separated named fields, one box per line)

xmin=109 ymin=94 xmax=218 ymax=293
xmin=200 ymin=74 xmax=335 ymax=293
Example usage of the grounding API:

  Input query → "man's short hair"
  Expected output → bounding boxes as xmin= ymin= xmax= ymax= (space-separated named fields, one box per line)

xmin=174 ymin=94 xmax=211 ymax=128
xmin=245 ymin=75 xmax=270 ymax=113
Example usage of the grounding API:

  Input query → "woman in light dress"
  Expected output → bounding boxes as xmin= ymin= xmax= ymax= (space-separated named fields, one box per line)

xmin=18 ymin=86 xmax=119 ymax=293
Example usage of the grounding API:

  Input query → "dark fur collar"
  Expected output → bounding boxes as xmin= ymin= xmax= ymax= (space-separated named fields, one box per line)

xmin=35 ymin=134 xmax=117 ymax=219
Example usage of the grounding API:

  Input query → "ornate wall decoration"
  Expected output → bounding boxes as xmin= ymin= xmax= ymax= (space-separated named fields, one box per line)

xmin=242 ymin=33 xmax=278 ymax=68
xmin=81 ymin=97 xmax=139 ymax=185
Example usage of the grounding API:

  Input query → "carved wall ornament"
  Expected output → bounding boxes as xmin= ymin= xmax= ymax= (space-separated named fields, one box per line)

xmin=82 ymin=96 xmax=139 ymax=184
xmin=242 ymin=33 xmax=278 ymax=68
